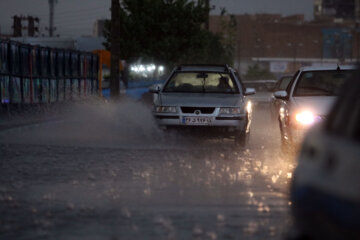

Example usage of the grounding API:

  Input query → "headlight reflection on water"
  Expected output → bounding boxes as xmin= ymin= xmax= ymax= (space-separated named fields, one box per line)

xmin=246 ymin=101 xmax=252 ymax=114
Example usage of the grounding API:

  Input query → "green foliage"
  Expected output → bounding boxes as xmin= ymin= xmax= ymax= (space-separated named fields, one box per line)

xmin=244 ymin=64 xmax=276 ymax=80
xmin=218 ymin=11 xmax=237 ymax=66
xmin=103 ymin=0 xmax=234 ymax=68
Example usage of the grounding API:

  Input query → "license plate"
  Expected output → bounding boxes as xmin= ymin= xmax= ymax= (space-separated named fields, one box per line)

xmin=182 ymin=117 xmax=212 ymax=125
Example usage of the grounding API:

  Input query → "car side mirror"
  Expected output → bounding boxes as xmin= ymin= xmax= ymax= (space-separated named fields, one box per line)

xmin=274 ymin=90 xmax=288 ymax=100
xmin=244 ymin=88 xmax=256 ymax=96
xmin=149 ymin=84 xmax=162 ymax=93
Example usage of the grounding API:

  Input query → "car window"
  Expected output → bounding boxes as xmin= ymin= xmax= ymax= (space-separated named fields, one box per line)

xmin=278 ymin=76 xmax=292 ymax=90
xmin=293 ymin=70 xmax=354 ymax=97
xmin=163 ymin=72 xmax=239 ymax=93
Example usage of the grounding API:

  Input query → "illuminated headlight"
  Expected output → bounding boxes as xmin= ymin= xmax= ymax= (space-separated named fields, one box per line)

xmin=295 ymin=111 xmax=315 ymax=125
xmin=156 ymin=106 xmax=177 ymax=113
xmin=219 ymin=107 xmax=241 ymax=115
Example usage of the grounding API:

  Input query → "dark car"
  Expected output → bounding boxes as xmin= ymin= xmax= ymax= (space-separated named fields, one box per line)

xmin=289 ymin=67 xmax=360 ymax=240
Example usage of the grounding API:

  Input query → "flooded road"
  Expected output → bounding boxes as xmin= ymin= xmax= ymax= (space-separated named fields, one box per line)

xmin=0 ymin=101 xmax=296 ymax=240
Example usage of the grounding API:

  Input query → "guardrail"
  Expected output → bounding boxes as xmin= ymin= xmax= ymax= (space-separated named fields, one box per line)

xmin=0 ymin=40 xmax=99 ymax=110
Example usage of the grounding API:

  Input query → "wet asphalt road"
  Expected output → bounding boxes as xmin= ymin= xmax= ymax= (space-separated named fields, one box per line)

xmin=0 ymin=101 xmax=297 ymax=240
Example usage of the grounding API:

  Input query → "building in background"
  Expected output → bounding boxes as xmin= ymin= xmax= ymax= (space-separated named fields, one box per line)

xmin=0 ymin=15 xmax=40 ymax=39
xmin=314 ymin=0 xmax=360 ymax=21
xmin=93 ymin=19 xmax=106 ymax=37
xmin=210 ymin=13 xmax=360 ymax=77
xmin=314 ymin=0 xmax=323 ymax=20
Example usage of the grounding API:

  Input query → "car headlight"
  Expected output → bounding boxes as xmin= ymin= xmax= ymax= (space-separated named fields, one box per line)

xmin=295 ymin=111 xmax=315 ymax=125
xmin=156 ymin=106 xmax=177 ymax=113
xmin=219 ymin=107 xmax=241 ymax=115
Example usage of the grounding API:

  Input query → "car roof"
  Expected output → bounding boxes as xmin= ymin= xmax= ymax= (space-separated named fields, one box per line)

xmin=299 ymin=65 xmax=357 ymax=72
xmin=176 ymin=64 xmax=231 ymax=72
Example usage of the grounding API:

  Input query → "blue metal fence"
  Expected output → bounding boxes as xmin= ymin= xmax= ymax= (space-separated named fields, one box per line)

xmin=0 ymin=40 xmax=99 ymax=108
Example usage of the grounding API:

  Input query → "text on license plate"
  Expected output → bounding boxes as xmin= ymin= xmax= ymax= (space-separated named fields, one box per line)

xmin=183 ymin=117 xmax=212 ymax=125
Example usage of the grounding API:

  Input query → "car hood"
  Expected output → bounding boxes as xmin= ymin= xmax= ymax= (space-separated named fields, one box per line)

xmin=158 ymin=93 xmax=243 ymax=107
xmin=293 ymin=96 xmax=337 ymax=116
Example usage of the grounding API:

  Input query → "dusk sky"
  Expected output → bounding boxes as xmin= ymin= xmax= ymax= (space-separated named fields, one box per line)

xmin=0 ymin=0 xmax=314 ymax=37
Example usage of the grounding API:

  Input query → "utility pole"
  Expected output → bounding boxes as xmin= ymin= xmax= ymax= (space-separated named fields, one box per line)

xmin=48 ymin=0 xmax=56 ymax=37
xmin=110 ymin=0 xmax=121 ymax=99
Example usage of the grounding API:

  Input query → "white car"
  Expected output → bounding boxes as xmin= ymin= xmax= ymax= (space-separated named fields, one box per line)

xmin=273 ymin=65 xmax=356 ymax=153
xmin=150 ymin=64 xmax=255 ymax=145
xmin=290 ymin=68 xmax=360 ymax=240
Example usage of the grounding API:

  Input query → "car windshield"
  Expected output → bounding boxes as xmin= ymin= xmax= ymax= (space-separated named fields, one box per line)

xmin=293 ymin=70 xmax=354 ymax=97
xmin=163 ymin=72 xmax=239 ymax=93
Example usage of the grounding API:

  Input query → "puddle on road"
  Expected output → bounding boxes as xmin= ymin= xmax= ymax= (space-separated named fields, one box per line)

xmin=0 ymin=100 xmax=295 ymax=239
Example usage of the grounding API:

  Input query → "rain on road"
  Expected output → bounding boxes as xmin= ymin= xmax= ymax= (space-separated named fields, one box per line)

xmin=0 ymin=100 xmax=296 ymax=240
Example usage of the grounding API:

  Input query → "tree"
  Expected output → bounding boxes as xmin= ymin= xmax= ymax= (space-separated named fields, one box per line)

xmin=110 ymin=0 xmax=121 ymax=99
xmin=103 ymin=0 xmax=233 ymax=69
xmin=218 ymin=10 xmax=237 ymax=68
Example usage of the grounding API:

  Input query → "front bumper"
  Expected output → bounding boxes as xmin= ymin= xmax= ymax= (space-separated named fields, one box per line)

xmin=154 ymin=112 xmax=246 ymax=130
